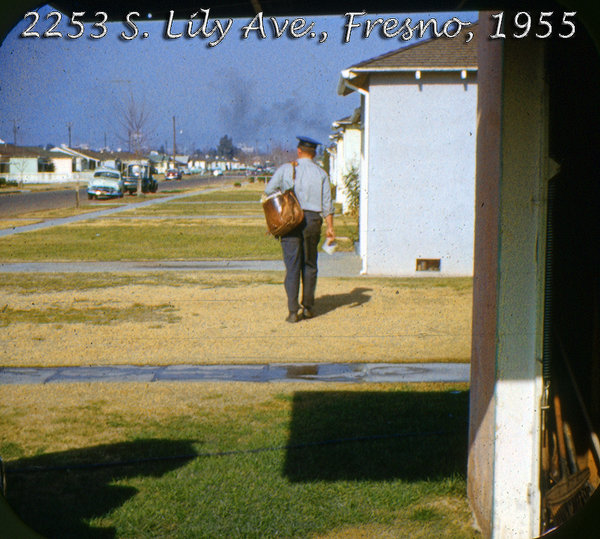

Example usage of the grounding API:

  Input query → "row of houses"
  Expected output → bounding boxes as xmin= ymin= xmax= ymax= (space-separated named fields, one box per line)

xmin=0 ymin=143 xmax=245 ymax=183
xmin=328 ymin=25 xmax=478 ymax=278
xmin=0 ymin=144 xmax=76 ymax=183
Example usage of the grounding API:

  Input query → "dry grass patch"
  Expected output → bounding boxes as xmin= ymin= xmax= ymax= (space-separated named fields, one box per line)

xmin=0 ymin=381 xmax=289 ymax=458
xmin=16 ymin=205 xmax=122 ymax=220
xmin=0 ymin=219 xmax=42 ymax=229
xmin=0 ymin=273 xmax=472 ymax=367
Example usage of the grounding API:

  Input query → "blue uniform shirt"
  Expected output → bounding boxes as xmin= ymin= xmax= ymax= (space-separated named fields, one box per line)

xmin=265 ymin=158 xmax=334 ymax=216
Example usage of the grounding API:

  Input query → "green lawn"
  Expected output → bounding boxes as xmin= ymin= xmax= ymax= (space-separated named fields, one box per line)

xmin=0 ymin=220 xmax=282 ymax=261
xmin=181 ymin=188 xmax=264 ymax=202
xmin=118 ymin=202 xmax=264 ymax=216
xmin=2 ymin=382 xmax=478 ymax=538
xmin=0 ymin=194 xmax=359 ymax=261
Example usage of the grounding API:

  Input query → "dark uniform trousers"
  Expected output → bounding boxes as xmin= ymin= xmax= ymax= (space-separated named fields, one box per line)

xmin=280 ymin=210 xmax=323 ymax=313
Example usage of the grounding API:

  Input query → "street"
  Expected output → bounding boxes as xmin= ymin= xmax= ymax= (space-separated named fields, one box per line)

xmin=0 ymin=186 xmax=87 ymax=217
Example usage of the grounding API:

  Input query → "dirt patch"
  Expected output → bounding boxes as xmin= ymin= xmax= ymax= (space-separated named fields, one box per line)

xmin=0 ymin=273 xmax=472 ymax=367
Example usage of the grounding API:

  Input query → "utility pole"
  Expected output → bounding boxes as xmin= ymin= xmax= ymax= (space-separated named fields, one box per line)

xmin=75 ymin=177 xmax=80 ymax=208
xmin=73 ymin=123 xmax=80 ymax=207
xmin=172 ymin=116 xmax=177 ymax=166
xmin=69 ymin=120 xmax=79 ymax=207
xmin=13 ymin=120 xmax=18 ymax=145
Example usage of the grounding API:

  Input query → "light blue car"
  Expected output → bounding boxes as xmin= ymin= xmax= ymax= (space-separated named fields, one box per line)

xmin=87 ymin=168 xmax=124 ymax=199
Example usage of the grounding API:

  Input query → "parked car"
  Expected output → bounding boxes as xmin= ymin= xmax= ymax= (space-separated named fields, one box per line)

xmin=213 ymin=169 xmax=223 ymax=176
xmin=165 ymin=168 xmax=182 ymax=181
xmin=122 ymin=162 xmax=158 ymax=195
xmin=87 ymin=168 xmax=124 ymax=199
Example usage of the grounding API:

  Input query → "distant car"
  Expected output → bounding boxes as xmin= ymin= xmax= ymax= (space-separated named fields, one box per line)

xmin=122 ymin=162 xmax=158 ymax=195
xmin=87 ymin=168 xmax=124 ymax=199
xmin=165 ymin=168 xmax=182 ymax=181
xmin=213 ymin=169 xmax=223 ymax=176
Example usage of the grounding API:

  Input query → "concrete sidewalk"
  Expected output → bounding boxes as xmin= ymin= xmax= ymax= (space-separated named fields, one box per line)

xmin=0 ymin=362 xmax=470 ymax=385
xmin=0 ymin=251 xmax=363 ymax=277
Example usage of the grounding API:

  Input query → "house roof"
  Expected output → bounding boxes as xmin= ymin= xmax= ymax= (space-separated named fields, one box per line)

xmin=102 ymin=151 xmax=142 ymax=161
xmin=0 ymin=144 xmax=71 ymax=159
xmin=338 ymin=23 xmax=478 ymax=96
xmin=332 ymin=108 xmax=362 ymax=130
xmin=57 ymin=146 xmax=143 ymax=162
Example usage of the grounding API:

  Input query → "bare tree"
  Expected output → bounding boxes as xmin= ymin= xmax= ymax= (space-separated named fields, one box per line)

xmin=12 ymin=157 xmax=29 ymax=188
xmin=115 ymin=94 xmax=152 ymax=156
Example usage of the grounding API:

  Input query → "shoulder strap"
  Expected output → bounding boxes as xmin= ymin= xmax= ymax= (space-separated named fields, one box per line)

xmin=291 ymin=161 xmax=298 ymax=181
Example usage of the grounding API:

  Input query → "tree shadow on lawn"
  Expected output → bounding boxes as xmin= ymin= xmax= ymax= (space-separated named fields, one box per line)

xmin=5 ymin=438 xmax=198 ymax=539
xmin=314 ymin=287 xmax=373 ymax=317
xmin=284 ymin=390 xmax=469 ymax=482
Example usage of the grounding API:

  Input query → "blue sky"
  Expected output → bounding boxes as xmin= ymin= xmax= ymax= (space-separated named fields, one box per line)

xmin=0 ymin=6 xmax=478 ymax=153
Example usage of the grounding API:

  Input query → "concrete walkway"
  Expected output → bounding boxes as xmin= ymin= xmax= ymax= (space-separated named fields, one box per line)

xmin=0 ymin=362 xmax=470 ymax=385
xmin=0 ymin=251 xmax=363 ymax=277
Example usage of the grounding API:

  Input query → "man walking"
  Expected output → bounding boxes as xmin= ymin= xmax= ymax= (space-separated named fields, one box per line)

xmin=265 ymin=136 xmax=335 ymax=323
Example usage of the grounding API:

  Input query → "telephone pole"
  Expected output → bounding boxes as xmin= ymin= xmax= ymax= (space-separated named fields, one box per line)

xmin=67 ymin=122 xmax=72 ymax=147
xmin=172 ymin=116 xmax=177 ymax=165
xmin=13 ymin=120 xmax=18 ymax=145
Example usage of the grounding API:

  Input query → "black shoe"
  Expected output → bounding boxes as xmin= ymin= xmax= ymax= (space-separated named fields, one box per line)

xmin=302 ymin=308 xmax=314 ymax=319
xmin=286 ymin=312 xmax=299 ymax=323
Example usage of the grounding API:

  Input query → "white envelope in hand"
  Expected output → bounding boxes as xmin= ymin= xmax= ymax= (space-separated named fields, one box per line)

xmin=322 ymin=240 xmax=337 ymax=255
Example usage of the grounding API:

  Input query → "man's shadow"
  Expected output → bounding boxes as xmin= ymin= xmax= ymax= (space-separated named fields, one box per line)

xmin=314 ymin=287 xmax=372 ymax=317
xmin=4 ymin=438 xmax=198 ymax=538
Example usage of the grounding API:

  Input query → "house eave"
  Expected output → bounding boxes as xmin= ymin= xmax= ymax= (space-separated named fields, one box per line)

xmin=338 ymin=66 xmax=477 ymax=95
xmin=350 ymin=66 xmax=478 ymax=73
xmin=337 ymin=69 xmax=369 ymax=96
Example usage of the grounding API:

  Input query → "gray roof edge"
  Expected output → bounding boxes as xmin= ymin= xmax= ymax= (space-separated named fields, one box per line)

xmin=349 ymin=65 xmax=478 ymax=73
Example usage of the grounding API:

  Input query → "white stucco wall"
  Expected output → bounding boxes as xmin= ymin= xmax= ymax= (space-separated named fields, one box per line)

xmin=363 ymin=72 xmax=477 ymax=276
xmin=8 ymin=157 xmax=38 ymax=176
xmin=52 ymin=157 xmax=73 ymax=175
xmin=332 ymin=137 xmax=344 ymax=200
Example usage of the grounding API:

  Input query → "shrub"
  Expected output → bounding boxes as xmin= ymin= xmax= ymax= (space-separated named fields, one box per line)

xmin=0 ymin=178 xmax=18 ymax=188
xmin=249 ymin=177 xmax=255 ymax=183
xmin=257 ymin=176 xmax=266 ymax=183
xmin=343 ymin=166 xmax=360 ymax=217
xmin=234 ymin=182 xmax=242 ymax=187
